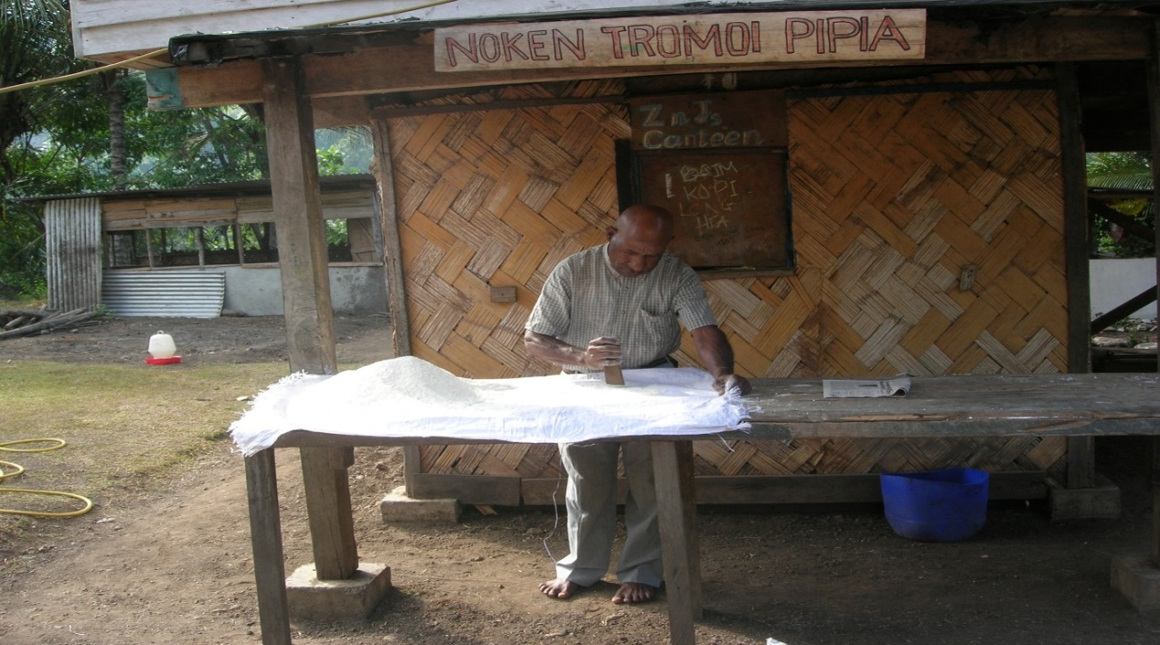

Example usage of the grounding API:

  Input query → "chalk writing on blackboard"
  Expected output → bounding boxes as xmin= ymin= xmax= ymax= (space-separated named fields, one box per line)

xmin=624 ymin=90 xmax=791 ymax=272
xmin=667 ymin=161 xmax=741 ymax=238
xmin=635 ymin=149 xmax=789 ymax=270
xmin=630 ymin=90 xmax=786 ymax=150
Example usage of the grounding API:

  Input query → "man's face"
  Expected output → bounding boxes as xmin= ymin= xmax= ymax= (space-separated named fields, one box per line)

xmin=606 ymin=226 xmax=669 ymax=278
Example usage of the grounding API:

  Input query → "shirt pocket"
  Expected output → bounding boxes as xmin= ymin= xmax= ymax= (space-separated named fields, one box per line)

xmin=627 ymin=307 xmax=680 ymax=359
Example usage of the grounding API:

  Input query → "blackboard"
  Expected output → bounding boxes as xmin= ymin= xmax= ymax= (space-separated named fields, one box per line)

xmin=633 ymin=148 xmax=790 ymax=271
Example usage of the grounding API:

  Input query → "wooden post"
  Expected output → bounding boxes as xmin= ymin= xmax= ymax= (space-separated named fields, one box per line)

xmin=369 ymin=117 xmax=412 ymax=359
xmin=370 ymin=116 xmax=425 ymax=495
xmin=1146 ymin=18 xmax=1160 ymax=567
xmin=262 ymin=56 xmax=337 ymax=374
xmin=1057 ymin=62 xmax=1097 ymax=490
xmin=652 ymin=440 xmax=701 ymax=645
xmin=262 ymin=56 xmax=357 ymax=581
xmin=195 ymin=226 xmax=206 ymax=267
xmin=245 ymin=450 xmax=291 ymax=645
xmin=233 ymin=224 xmax=245 ymax=266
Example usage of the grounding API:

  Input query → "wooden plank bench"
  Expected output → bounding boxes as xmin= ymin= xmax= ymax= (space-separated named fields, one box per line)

xmin=242 ymin=372 xmax=1160 ymax=645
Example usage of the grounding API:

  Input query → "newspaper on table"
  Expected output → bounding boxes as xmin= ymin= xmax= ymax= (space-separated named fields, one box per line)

xmin=822 ymin=374 xmax=912 ymax=398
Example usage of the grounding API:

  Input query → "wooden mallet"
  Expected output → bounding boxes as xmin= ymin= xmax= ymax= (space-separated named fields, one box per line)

xmin=603 ymin=364 xmax=625 ymax=385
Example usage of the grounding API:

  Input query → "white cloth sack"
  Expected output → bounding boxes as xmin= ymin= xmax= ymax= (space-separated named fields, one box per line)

xmin=229 ymin=356 xmax=751 ymax=456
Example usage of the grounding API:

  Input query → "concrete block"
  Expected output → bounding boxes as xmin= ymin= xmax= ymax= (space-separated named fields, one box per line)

xmin=1111 ymin=555 xmax=1160 ymax=611
xmin=380 ymin=485 xmax=461 ymax=523
xmin=1046 ymin=474 xmax=1121 ymax=520
xmin=286 ymin=563 xmax=391 ymax=621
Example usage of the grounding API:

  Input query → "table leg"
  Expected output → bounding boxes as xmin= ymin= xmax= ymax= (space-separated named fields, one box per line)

xmin=1151 ymin=437 xmax=1159 ymax=567
xmin=652 ymin=440 xmax=702 ymax=645
xmin=246 ymin=449 xmax=292 ymax=645
xmin=299 ymin=446 xmax=358 ymax=579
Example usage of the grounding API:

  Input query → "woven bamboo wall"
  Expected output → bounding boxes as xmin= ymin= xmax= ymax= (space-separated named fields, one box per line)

xmin=382 ymin=68 xmax=1069 ymax=489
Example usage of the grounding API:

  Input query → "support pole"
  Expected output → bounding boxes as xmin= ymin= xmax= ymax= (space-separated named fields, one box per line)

xmin=262 ymin=56 xmax=356 ymax=581
xmin=652 ymin=440 xmax=702 ymax=645
xmin=245 ymin=450 xmax=291 ymax=645
xmin=1146 ymin=18 xmax=1160 ymax=568
xmin=1057 ymin=62 xmax=1097 ymax=490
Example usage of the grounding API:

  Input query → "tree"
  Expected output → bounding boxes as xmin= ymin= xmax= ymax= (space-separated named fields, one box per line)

xmin=0 ymin=0 xmax=86 ymax=299
xmin=0 ymin=0 xmax=80 ymax=175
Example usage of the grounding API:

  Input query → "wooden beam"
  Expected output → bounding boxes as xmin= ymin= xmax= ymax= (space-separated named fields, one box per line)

xmin=1058 ymin=61 xmax=1097 ymax=491
xmin=313 ymin=95 xmax=371 ymax=128
xmin=652 ymin=440 xmax=701 ymax=645
xmin=370 ymin=117 xmax=421 ymax=494
xmin=263 ymin=56 xmax=357 ymax=583
xmin=371 ymin=114 xmax=426 ymax=498
xmin=1058 ymin=62 xmax=1092 ymax=375
xmin=1091 ymin=286 xmax=1159 ymax=333
xmin=520 ymin=471 xmax=1048 ymax=506
xmin=407 ymin=473 xmax=521 ymax=506
xmin=370 ymin=119 xmax=411 ymax=359
xmin=158 ymin=16 xmax=1153 ymax=109
xmin=1147 ymin=18 xmax=1160 ymax=568
xmin=1088 ymin=198 xmax=1157 ymax=247
xmin=244 ymin=449 xmax=291 ymax=645
xmin=263 ymin=56 xmax=337 ymax=374
xmin=299 ymin=447 xmax=359 ymax=580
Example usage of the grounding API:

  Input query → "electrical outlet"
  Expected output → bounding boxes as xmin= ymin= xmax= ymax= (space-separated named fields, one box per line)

xmin=959 ymin=265 xmax=978 ymax=291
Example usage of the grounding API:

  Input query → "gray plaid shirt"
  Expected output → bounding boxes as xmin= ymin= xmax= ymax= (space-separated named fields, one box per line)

xmin=526 ymin=244 xmax=718 ymax=371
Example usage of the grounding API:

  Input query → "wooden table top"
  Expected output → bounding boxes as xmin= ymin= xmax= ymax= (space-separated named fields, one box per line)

xmin=739 ymin=372 xmax=1160 ymax=440
xmin=266 ymin=373 xmax=1160 ymax=448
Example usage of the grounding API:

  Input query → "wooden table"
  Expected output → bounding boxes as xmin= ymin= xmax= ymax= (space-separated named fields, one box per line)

xmin=243 ymin=373 xmax=1160 ymax=645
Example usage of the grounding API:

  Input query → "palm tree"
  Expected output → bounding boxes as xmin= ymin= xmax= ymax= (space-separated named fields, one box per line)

xmin=1086 ymin=151 xmax=1155 ymax=258
xmin=0 ymin=0 xmax=83 ymax=182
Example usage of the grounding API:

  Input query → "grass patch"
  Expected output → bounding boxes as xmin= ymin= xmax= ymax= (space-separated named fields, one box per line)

xmin=0 ymin=298 xmax=46 ymax=310
xmin=0 ymin=361 xmax=288 ymax=530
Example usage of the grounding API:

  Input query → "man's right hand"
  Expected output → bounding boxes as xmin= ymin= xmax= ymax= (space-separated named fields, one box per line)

xmin=583 ymin=337 xmax=622 ymax=369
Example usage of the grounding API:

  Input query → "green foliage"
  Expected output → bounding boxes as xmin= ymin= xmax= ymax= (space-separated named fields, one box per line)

xmin=325 ymin=219 xmax=348 ymax=247
xmin=0 ymin=1 xmax=80 ymax=151
xmin=0 ymin=1 xmax=83 ymax=297
xmin=317 ymin=148 xmax=348 ymax=176
xmin=0 ymin=200 xmax=45 ymax=299
xmin=0 ymin=1 xmax=377 ymax=297
xmin=316 ymin=127 xmax=372 ymax=175
xmin=125 ymin=100 xmax=270 ymax=187
xmin=2 ymin=70 xmax=271 ymax=296
xmin=1086 ymin=152 xmax=1155 ymax=259
xmin=1086 ymin=151 xmax=1152 ymax=190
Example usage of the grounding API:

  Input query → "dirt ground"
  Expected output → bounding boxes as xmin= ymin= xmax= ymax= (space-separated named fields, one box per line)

xmin=3 ymin=315 xmax=1160 ymax=645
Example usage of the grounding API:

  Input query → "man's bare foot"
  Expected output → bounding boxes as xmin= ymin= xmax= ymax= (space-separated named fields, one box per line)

xmin=611 ymin=581 xmax=657 ymax=604
xmin=539 ymin=578 xmax=580 ymax=600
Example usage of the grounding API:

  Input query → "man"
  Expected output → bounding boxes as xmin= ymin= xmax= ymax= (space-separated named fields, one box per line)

xmin=524 ymin=203 xmax=751 ymax=604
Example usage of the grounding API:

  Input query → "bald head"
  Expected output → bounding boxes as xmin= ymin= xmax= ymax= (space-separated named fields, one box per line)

xmin=615 ymin=205 xmax=674 ymax=243
xmin=605 ymin=204 xmax=675 ymax=277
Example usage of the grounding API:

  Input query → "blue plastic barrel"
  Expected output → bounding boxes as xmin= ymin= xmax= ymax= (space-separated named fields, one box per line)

xmin=880 ymin=468 xmax=990 ymax=542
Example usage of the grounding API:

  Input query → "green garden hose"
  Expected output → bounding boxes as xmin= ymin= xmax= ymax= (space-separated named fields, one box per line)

xmin=0 ymin=438 xmax=94 ymax=518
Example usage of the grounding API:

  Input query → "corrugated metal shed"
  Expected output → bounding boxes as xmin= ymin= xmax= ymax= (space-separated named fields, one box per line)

xmin=102 ymin=270 xmax=226 ymax=318
xmin=44 ymin=198 xmax=103 ymax=312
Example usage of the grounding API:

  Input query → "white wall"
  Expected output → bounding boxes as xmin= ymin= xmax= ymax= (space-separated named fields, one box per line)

xmin=222 ymin=266 xmax=388 ymax=317
xmin=1090 ymin=258 xmax=1157 ymax=320
xmin=71 ymin=0 xmax=746 ymax=60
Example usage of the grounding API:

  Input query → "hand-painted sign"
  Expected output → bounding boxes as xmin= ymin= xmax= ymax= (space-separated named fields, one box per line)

xmin=435 ymin=10 xmax=925 ymax=72
xmin=629 ymin=90 xmax=786 ymax=150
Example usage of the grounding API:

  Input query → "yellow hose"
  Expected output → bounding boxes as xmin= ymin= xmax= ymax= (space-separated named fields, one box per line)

xmin=0 ymin=438 xmax=94 ymax=518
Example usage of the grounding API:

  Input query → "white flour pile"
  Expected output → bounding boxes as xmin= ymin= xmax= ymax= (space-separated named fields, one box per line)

xmin=230 ymin=356 xmax=751 ymax=455
xmin=302 ymin=357 xmax=482 ymax=407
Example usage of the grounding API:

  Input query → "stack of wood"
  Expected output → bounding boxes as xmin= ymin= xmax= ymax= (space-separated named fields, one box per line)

xmin=0 ymin=307 xmax=100 ymax=340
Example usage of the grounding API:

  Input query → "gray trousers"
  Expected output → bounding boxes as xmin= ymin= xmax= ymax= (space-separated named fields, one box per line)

xmin=554 ymin=440 xmax=663 ymax=587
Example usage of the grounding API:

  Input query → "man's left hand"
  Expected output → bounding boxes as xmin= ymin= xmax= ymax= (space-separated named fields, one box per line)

xmin=714 ymin=373 xmax=751 ymax=396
